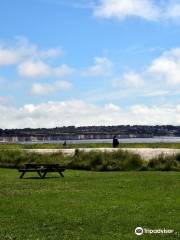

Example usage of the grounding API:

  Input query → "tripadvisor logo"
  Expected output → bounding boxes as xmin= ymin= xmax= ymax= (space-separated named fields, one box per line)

xmin=135 ymin=227 xmax=144 ymax=236
xmin=135 ymin=226 xmax=175 ymax=235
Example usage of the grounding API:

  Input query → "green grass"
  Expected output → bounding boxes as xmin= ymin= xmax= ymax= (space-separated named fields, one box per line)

xmin=0 ymin=142 xmax=180 ymax=149
xmin=0 ymin=169 xmax=179 ymax=240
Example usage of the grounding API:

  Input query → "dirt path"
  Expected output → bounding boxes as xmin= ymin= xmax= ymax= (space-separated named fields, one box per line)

xmin=25 ymin=148 xmax=180 ymax=160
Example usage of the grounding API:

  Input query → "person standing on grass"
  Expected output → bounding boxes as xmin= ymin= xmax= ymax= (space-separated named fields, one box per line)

xmin=113 ymin=135 xmax=119 ymax=148
xmin=63 ymin=140 xmax=67 ymax=148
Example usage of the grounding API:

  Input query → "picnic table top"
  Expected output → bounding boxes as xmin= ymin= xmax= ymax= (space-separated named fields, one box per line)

xmin=19 ymin=164 xmax=66 ymax=170
xmin=25 ymin=163 xmax=61 ymax=167
xmin=18 ymin=163 xmax=66 ymax=178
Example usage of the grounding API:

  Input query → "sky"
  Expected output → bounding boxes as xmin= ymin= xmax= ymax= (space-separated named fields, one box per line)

xmin=0 ymin=0 xmax=180 ymax=128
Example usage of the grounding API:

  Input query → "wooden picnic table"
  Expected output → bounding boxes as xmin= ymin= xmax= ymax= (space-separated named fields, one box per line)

xmin=18 ymin=164 xmax=66 ymax=179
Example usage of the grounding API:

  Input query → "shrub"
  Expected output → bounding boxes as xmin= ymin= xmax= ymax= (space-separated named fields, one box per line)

xmin=0 ymin=148 xmax=180 ymax=172
xmin=175 ymin=153 xmax=180 ymax=162
xmin=0 ymin=150 xmax=70 ymax=168
xmin=147 ymin=154 xmax=180 ymax=171
xmin=68 ymin=149 xmax=145 ymax=171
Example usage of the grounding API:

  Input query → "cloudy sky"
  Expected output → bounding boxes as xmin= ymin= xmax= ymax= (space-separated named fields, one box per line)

xmin=0 ymin=0 xmax=180 ymax=128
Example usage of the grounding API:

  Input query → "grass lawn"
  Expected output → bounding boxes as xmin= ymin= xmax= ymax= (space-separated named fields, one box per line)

xmin=1 ymin=142 xmax=180 ymax=149
xmin=0 ymin=169 xmax=179 ymax=240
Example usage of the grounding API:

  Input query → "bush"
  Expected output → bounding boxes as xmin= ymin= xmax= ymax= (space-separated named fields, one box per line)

xmin=147 ymin=154 xmax=180 ymax=171
xmin=0 ymin=150 xmax=71 ymax=168
xmin=175 ymin=153 xmax=180 ymax=162
xmin=0 ymin=148 xmax=180 ymax=172
xmin=0 ymin=150 xmax=26 ymax=168
xmin=69 ymin=150 xmax=180 ymax=172
xmin=68 ymin=149 xmax=145 ymax=171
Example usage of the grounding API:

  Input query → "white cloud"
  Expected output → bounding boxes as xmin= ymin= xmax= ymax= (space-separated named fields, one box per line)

xmin=166 ymin=2 xmax=180 ymax=19
xmin=149 ymin=48 xmax=180 ymax=84
xmin=105 ymin=103 xmax=121 ymax=111
xmin=94 ymin=0 xmax=180 ymax=22
xmin=83 ymin=57 xmax=113 ymax=77
xmin=142 ymin=90 xmax=170 ymax=97
xmin=107 ymin=47 xmax=180 ymax=102
xmin=113 ymin=71 xmax=144 ymax=88
xmin=18 ymin=60 xmax=51 ymax=78
xmin=30 ymin=80 xmax=72 ymax=96
xmin=55 ymin=80 xmax=73 ymax=90
xmin=55 ymin=64 xmax=74 ymax=77
xmin=0 ymin=48 xmax=21 ymax=66
xmin=0 ymin=37 xmax=73 ymax=81
xmin=130 ymin=104 xmax=180 ymax=124
xmin=0 ymin=37 xmax=63 ymax=66
xmin=17 ymin=60 xmax=74 ymax=78
xmin=94 ymin=0 xmax=160 ymax=21
xmin=39 ymin=48 xmax=63 ymax=58
xmin=0 ymin=100 xmax=180 ymax=128
xmin=81 ymin=47 xmax=180 ymax=104
xmin=0 ymin=96 xmax=10 ymax=105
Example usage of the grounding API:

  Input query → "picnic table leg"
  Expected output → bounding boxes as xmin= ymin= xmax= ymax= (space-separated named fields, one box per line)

xmin=41 ymin=172 xmax=47 ymax=179
xmin=37 ymin=171 xmax=42 ymax=178
xmin=59 ymin=171 xmax=64 ymax=177
xmin=20 ymin=172 xmax=26 ymax=179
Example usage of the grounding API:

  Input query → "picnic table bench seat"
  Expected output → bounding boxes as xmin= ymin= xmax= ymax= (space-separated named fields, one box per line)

xmin=18 ymin=164 xmax=66 ymax=179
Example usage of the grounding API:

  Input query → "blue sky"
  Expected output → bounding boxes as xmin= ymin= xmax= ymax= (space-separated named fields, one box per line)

xmin=0 ymin=0 xmax=180 ymax=128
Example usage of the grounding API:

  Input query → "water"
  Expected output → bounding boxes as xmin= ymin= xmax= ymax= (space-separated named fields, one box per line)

xmin=16 ymin=137 xmax=180 ymax=144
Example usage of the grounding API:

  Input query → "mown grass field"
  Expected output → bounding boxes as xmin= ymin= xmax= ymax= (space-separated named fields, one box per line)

xmin=0 ymin=142 xmax=180 ymax=149
xmin=0 ymin=169 xmax=179 ymax=240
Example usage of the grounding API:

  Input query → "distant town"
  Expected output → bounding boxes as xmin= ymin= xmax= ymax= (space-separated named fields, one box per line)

xmin=0 ymin=125 xmax=180 ymax=143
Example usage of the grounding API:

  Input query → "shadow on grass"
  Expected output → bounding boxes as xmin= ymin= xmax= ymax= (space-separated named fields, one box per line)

xmin=21 ymin=177 xmax=61 ymax=180
xmin=19 ymin=176 xmax=62 ymax=180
